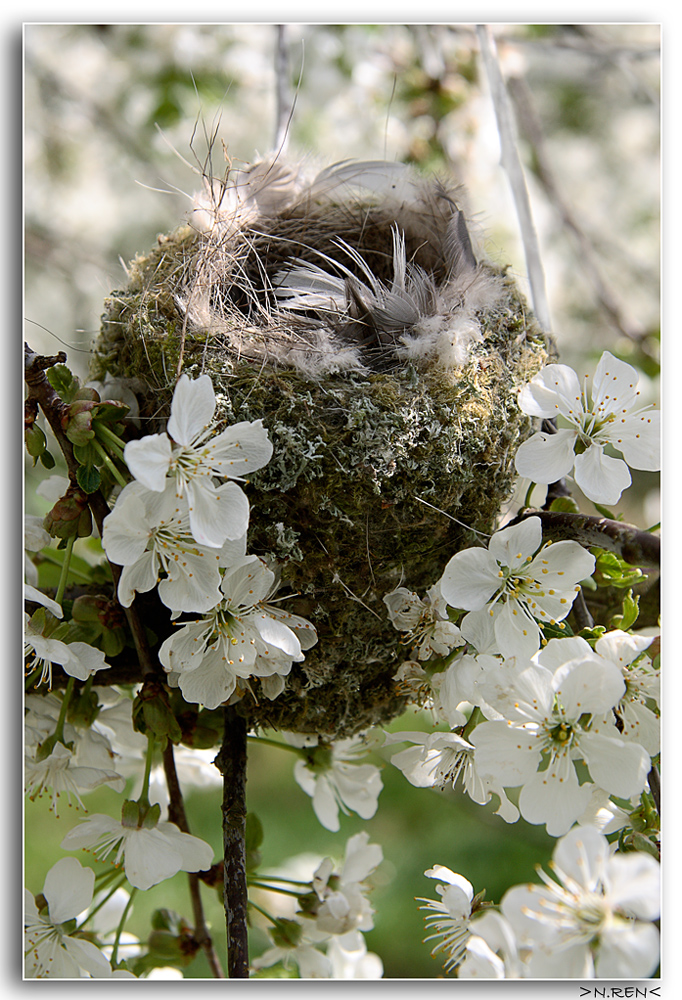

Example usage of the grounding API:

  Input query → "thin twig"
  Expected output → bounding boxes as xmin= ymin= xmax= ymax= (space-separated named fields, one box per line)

xmin=476 ymin=24 xmax=551 ymax=334
xmin=273 ymin=25 xmax=291 ymax=153
xmin=214 ymin=706 xmax=249 ymax=978
xmin=163 ymin=743 xmax=225 ymax=978
xmin=506 ymin=73 xmax=646 ymax=341
xmin=648 ymin=764 xmax=660 ymax=817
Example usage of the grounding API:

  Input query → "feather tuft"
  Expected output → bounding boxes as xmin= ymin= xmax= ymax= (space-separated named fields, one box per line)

xmin=185 ymin=156 xmax=513 ymax=375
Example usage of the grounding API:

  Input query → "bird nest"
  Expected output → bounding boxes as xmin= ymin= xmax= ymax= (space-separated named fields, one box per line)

xmin=92 ymin=158 xmax=553 ymax=739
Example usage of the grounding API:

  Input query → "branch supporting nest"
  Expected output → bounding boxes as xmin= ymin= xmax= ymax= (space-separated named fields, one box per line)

xmin=517 ymin=508 xmax=660 ymax=567
xmin=214 ymin=706 xmax=250 ymax=978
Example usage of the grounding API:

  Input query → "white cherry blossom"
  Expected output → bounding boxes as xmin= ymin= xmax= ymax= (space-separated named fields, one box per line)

xmin=25 ymin=741 xmax=124 ymax=815
xmin=292 ymin=732 xmax=383 ymax=832
xmin=124 ymin=373 xmax=272 ymax=547
xmin=60 ymin=812 xmax=214 ymax=891
xmin=471 ymin=643 xmax=651 ymax=836
xmin=514 ymin=352 xmax=659 ymax=504
xmin=592 ymin=630 xmax=660 ymax=755
xmin=417 ymin=866 xmax=475 ymax=973
xmin=384 ymin=729 xmax=519 ymax=823
xmin=326 ymin=934 xmax=384 ymax=979
xmin=501 ymin=825 xmax=660 ymax=978
xmin=24 ymin=858 xmax=112 ymax=978
xmin=439 ymin=516 xmax=595 ymax=659
xmin=252 ymin=938 xmax=333 ymax=978
xmin=458 ymin=911 xmax=525 ymax=979
xmin=312 ymin=832 xmax=383 ymax=937
xmin=24 ymin=613 xmax=110 ymax=688
xmin=102 ymin=480 xmax=230 ymax=612
xmin=383 ymin=583 xmax=463 ymax=660
xmin=159 ymin=555 xmax=317 ymax=709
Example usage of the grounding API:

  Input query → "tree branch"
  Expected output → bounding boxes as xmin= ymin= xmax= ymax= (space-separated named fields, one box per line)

xmin=163 ymin=743 xmax=225 ymax=979
xmin=515 ymin=508 xmax=660 ymax=566
xmin=476 ymin=24 xmax=552 ymax=333
xmin=214 ymin=706 xmax=249 ymax=978
xmin=24 ymin=342 xmax=159 ymax=681
xmin=506 ymin=73 xmax=647 ymax=341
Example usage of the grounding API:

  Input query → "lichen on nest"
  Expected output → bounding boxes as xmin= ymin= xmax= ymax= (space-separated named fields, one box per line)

xmin=92 ymin=157 xmax=553 ymax=738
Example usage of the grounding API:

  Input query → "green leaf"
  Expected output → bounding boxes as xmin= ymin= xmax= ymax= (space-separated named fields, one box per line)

xmin=76 ymin=464 xmax=102 ymax=493
xmin=47 ymin=363 xmax=80 ymax=403
xmin=540 ymin=620 xmax=574 ymax=641
xmin=25 ymin=423 xmax=47 ymax=458
xmin=73 ymin=441 xmax=99 ymax=467
xmin=94 ymin=400 xmax=130 ymax=421
xmin=594 ymin=549 xmax=643 ymax=589
xmin=610 ymin=590 xmax=640 ymax=631
xmin=549 ymin=496 xmax=580 ymax=514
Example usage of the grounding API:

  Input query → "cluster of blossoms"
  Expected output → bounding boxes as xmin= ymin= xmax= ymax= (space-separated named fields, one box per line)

xmin=286 ymin=731 xmax=385 ymax=832
xmin=251 ymin=832 xmax=384 ymax=979
xmin=24 ymin=372 xmax=324 ymax=978
xmin=102 ymin=373 xmax=318 ymax=706
xmin=418 ymin=825 xmax=660 ymax=978
xmin=383 ymin=515 xmax=658 ymax=836
xmin=375 ymin=349 xmax=661 ymax=977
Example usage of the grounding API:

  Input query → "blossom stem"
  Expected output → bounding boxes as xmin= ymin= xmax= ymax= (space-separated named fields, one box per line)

xmin=90 ymin=436 xmax=128 ymax=489
xmin=137 ymin=734 xmax=156 ymax=812
xmin=94 ymin=422 xmax=128 ymax=460
xmin=247 ymin=874 xmax=312 ymax=888
xmin=35 ymin=548 xmax=92 ymax=584
xmin=246 ymin=880 xmax=307 ymax=898
xmin=54 ymin=535 xmax=75 ymax=609
xmin=247 ymin=735 xmax=305 ymax=756
xmin=461 ymin=705 xmax=484 ymax=742
xmin=52 ymin=676 xmax=75 ymax=746
xmin=77 ymin=873 xmax=128 ymax=928
xmin=247 ymin=899 xmax=285 ymax=928
xmin=215 ymin=705 xmax=250 ymax=978
xmin=110 ymin=886 xmax=137 ymax=967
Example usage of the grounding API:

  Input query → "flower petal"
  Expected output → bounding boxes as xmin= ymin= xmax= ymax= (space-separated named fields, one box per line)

xmin=186 ymin=480 xmax=249 ymax=547
xmin=43 ymin=857 xmax=95 ymax=924
xmin=609 ymin=409 xmax=660 ymax=471
xmin=514 ymin=429 xmax=577 ymax=484
xmin=592 ymin=351 xmax=641 ymax=415
xmin=205 ymin=419 xmax=274 ymax=478
xmin=167 ymin=374 xmax=216 ymax=446
xmin=488 ymin=516 xmax=543 ymax=569
xmin=573 ymin=446 xmax=631 ymax=504
xmin=579 ymin=731 xmax=650 ymax=798
xmin=439 ymin=549 xmax=500 ymax=610
xmin=517 ymin=364 xmax=583 ymax=419
xmin=124 ymin=434 xmax=172 ymax=491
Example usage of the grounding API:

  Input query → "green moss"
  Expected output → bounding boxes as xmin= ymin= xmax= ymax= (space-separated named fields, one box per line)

xmin=92 ymin=211 xmax=551 ymax=739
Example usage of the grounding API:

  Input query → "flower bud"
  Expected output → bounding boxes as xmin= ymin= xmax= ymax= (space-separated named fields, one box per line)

xmin=43 ymin=485 xmax=90 ymax=540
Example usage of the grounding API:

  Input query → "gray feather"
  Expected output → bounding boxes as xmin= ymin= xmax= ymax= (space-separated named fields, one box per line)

xmin=443 ymin=209 xmax=477 ymax=276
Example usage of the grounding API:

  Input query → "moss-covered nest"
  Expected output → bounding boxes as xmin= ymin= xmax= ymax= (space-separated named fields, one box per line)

xmin=91 ymin=158 xmax=553 ymax=738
